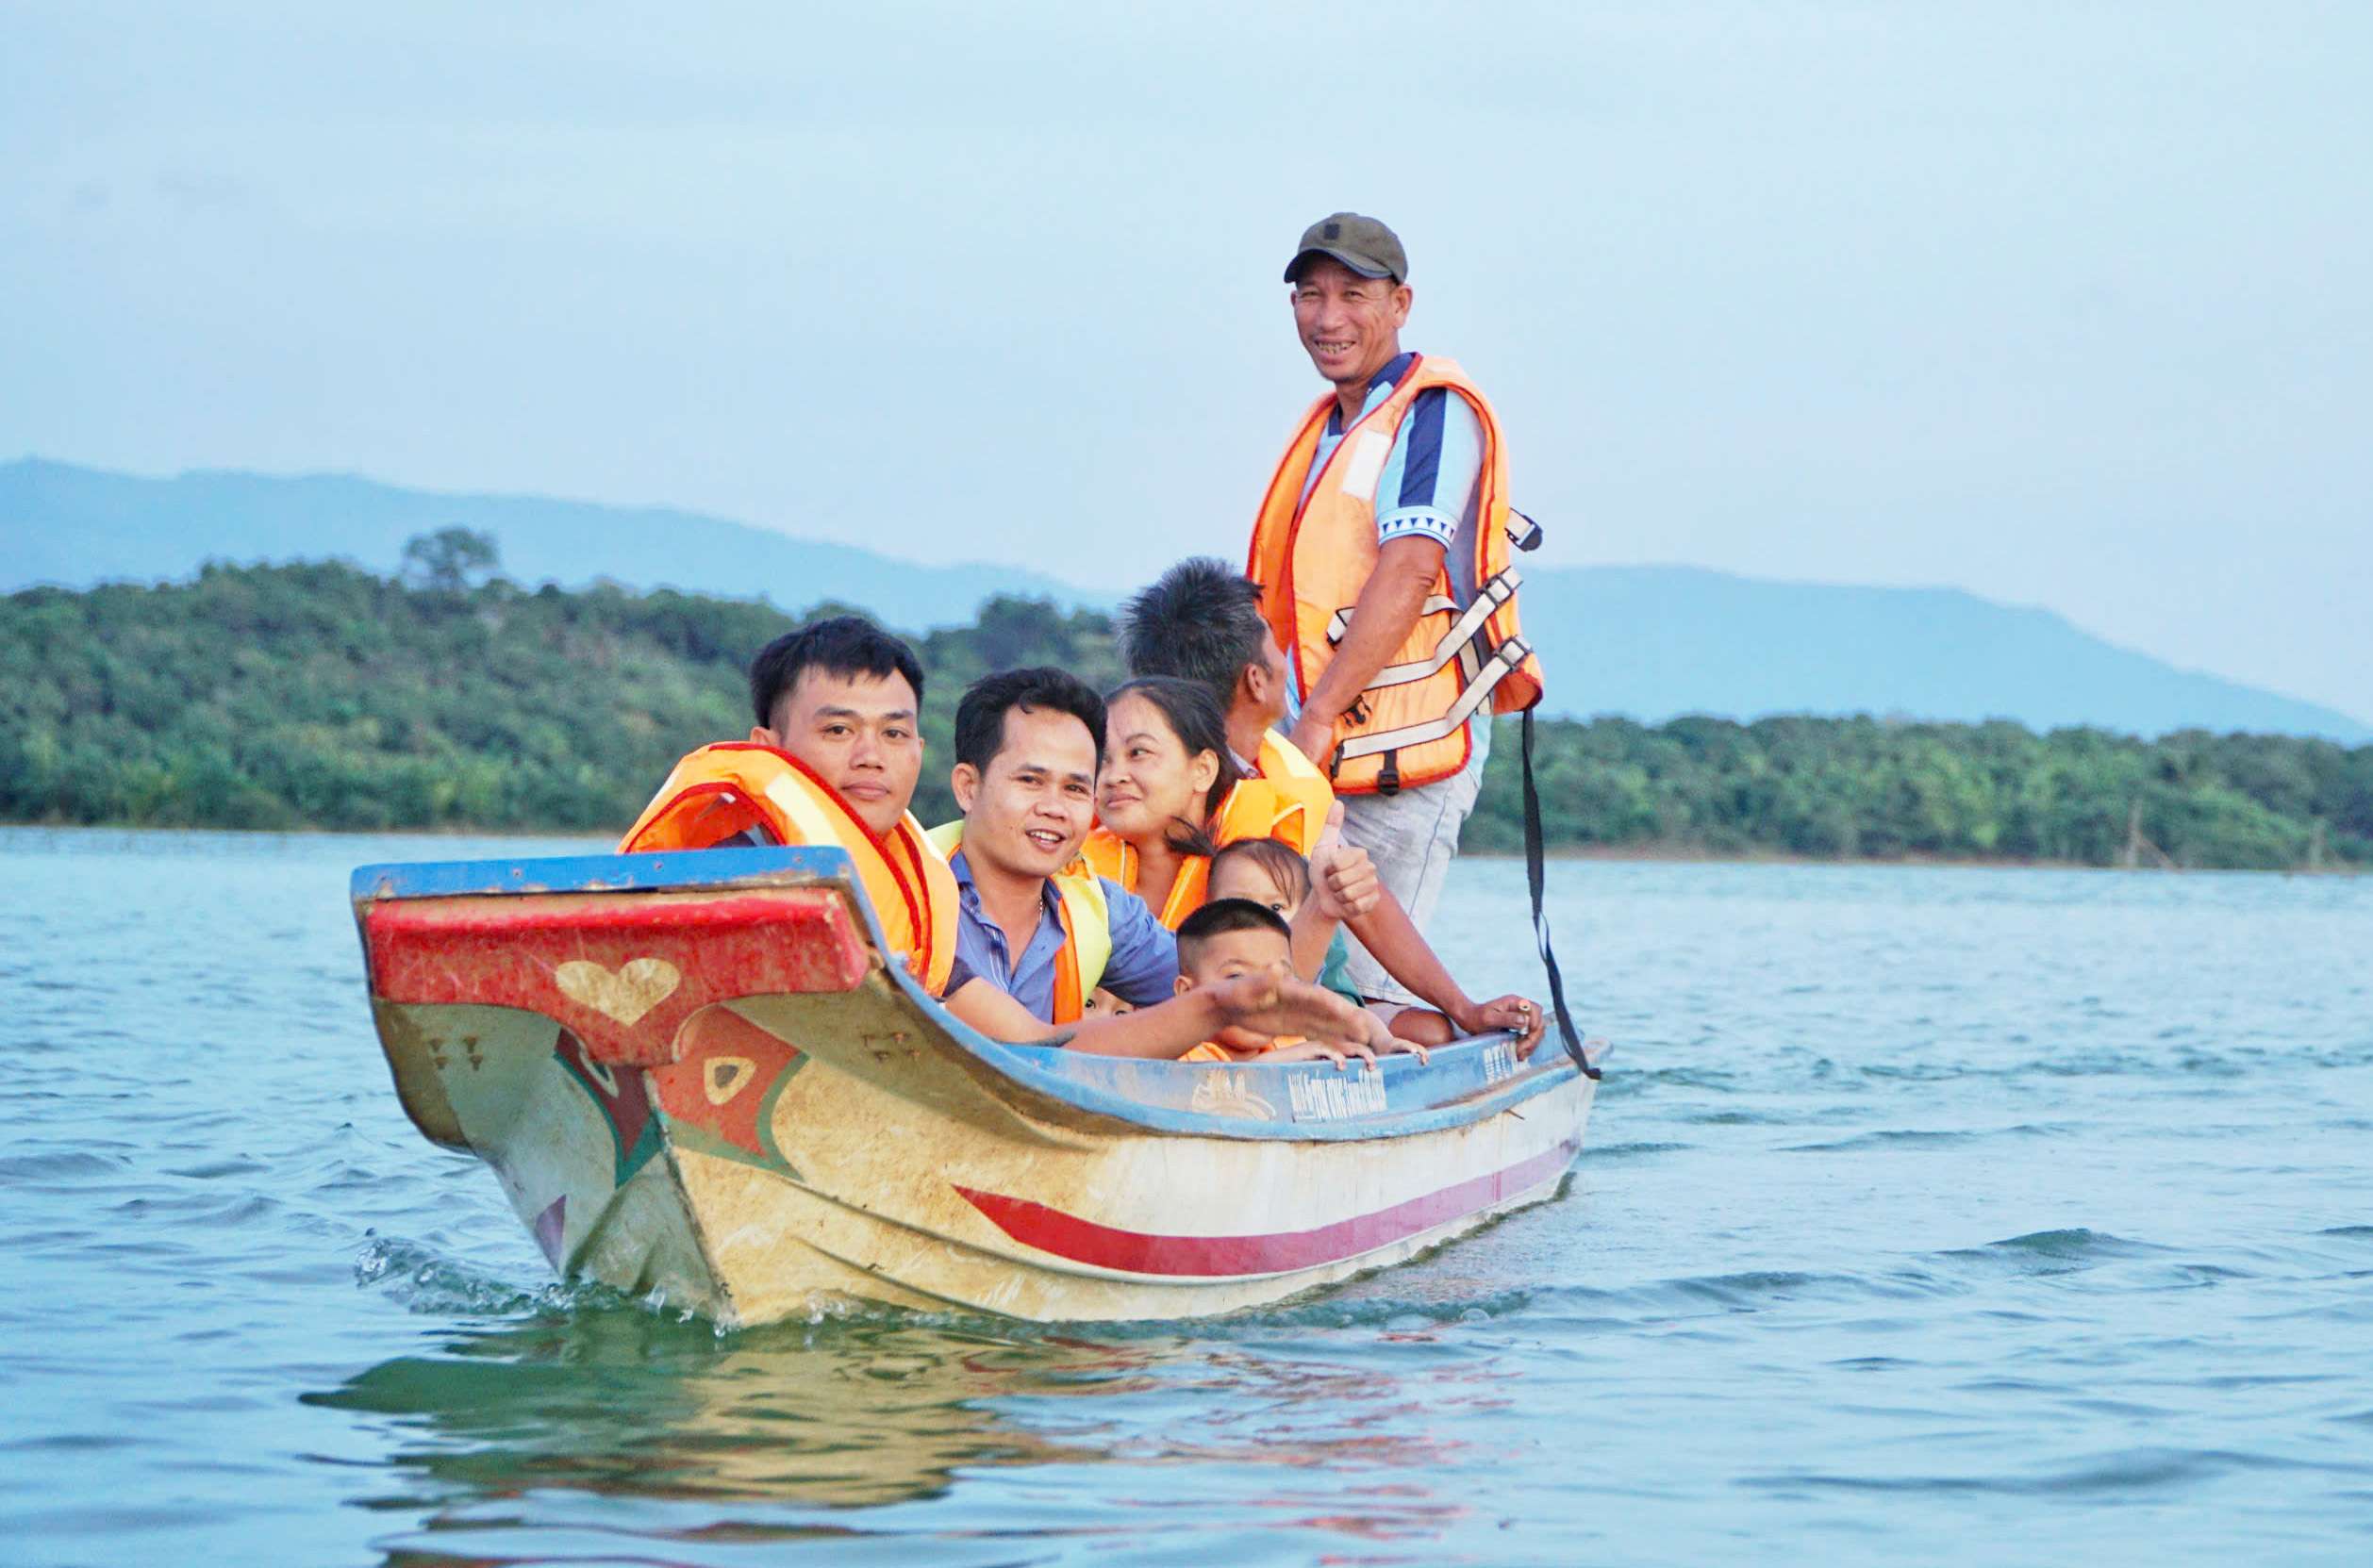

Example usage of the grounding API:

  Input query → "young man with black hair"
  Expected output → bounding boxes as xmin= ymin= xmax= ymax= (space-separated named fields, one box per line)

xmin=936 ymin=667 xmax=1178 ymax=1024
xmin=745 ymin=615 xmax=928 ymax=839
xmin=1123 ymin=560 xmax=1545 ymax=1054
xmin=1120 ymin=556 xmax=1305 ymax=779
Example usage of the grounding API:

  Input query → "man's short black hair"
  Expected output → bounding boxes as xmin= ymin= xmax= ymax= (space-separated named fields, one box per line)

xmin=1121 ymin=557 xmax=1272 ymax=713
xmin=1176 ymin=897 xmax=1293 ymax=969
xmin=954 ymin=667 xmax=1106 ymax=774
xmin=749 ymin=616 xmax=925 ymax=729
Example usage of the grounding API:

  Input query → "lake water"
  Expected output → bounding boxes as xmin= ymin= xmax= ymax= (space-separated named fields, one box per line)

xmin=3 ymin=827 xmax=2370 ymax=1566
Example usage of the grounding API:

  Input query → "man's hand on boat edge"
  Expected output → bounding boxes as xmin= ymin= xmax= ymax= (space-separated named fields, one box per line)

xmin=1465 ymin=994 xmax=1548 ymax=1058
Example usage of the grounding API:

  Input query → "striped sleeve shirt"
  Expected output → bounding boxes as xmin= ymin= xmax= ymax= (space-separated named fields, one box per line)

xmin=1298 ymin=352 xmax=1486 ymax=605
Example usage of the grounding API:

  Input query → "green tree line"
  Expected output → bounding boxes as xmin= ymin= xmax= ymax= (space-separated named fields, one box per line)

xmin=3 ymin=555 xmax=2365 ymax=869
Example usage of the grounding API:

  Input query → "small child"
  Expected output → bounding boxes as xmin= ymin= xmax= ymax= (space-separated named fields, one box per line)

xmin=1207 ymin=838 xmax=1459 ymax=1048
xmin=1173 ymin=899 xmax=1374 ymax=1066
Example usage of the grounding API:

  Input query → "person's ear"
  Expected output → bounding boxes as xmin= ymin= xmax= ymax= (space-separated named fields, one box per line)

xmin=1237 ymin=661 xmax=1266 ymax=712
xmin=750 ymin=724 xmax=776 ymax=746
xmin=1174 ymin=973 xmax=1193 ymax=998
xmin=1190 ymin=749 xmax=1220 ymax=798
xmin=1389 ymin=283 xmax=1412 ymax=326
xmin=951 ymin=762 xmax=980 ymax=814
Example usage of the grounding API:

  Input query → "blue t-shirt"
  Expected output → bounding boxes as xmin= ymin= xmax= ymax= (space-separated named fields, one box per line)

xmin=947 ymin=850 xmax=1179 ymax=1023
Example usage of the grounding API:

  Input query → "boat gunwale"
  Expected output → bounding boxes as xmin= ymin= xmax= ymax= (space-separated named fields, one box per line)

xmin=351 ymin=845 xmax=1591 ymax=1144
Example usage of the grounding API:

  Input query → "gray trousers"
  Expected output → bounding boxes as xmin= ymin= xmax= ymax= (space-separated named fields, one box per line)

xmin=1334 ymin=718 xmax=1491 ymax=1007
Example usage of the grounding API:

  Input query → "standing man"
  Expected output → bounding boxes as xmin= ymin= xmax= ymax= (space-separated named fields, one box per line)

xmin=1246 ymin=212 xmax=1546 ymax=1010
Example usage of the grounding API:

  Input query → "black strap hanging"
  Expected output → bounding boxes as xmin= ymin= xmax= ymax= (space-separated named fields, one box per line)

xmin=1519 ymin=709 xmax=1595 ymax=1078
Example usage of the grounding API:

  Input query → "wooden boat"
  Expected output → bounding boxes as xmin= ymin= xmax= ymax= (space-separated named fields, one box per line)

xmin=352 ymin=845 xmax=1603 ymax=1326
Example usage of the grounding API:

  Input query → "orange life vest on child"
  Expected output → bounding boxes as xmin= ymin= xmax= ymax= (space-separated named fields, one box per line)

xmin=618 ymin=742 xmax=958 ymax=997
xmin=1181 ymin=1036 xmax=1303 ymax=1064
xmin=1247 ymin=355 xmax=1545 ymax=795
xmin=1080 ymin=731 xmax=1336 ymax=930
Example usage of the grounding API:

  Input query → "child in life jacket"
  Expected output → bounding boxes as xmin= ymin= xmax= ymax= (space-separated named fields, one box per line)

xmin=1173 ymin=899 xmax=1377 ymax=1066
xmin=1206 ymin=839 xmax=1460 ymax=1049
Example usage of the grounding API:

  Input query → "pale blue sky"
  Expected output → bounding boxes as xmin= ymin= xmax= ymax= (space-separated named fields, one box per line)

xmin=6 ymin=2 xmax=2368 ymax=720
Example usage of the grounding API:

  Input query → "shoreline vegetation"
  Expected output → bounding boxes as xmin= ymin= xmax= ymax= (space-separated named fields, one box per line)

xmin=6 ymin=550 xmax=2367 ymax=873
xmin=8 ymin=820 xmax=2355 ymax=879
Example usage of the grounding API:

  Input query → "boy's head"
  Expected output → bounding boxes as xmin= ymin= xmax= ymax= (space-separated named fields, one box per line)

xmin=1173 ymin=897 xmax=1294 ymax=993
xmin=950 ymin=666 xmax=1106 ymax=880
xmin=1207 ymin=838 xmax=1313 ymax=920
xmin=747 ymin=616 xmax=926 ymax=837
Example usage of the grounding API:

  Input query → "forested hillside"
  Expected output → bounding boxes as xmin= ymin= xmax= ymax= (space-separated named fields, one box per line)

xmin=4 ymin=559 xmax=2365 ymax=869
xmin=13 ymin=458 xmax=2368 ymax=743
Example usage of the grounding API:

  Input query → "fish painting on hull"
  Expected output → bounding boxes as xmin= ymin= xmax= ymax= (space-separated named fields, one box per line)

xmin=649 ymin=1008 xmax=807 ymax=1176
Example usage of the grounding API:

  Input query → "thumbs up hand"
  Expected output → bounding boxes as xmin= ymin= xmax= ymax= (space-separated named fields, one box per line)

xmin=1311 ymin=804 xmax=1381 ymax=920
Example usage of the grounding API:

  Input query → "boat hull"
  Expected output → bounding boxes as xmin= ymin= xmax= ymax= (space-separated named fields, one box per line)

xmin=356 ymin=848 xmax=1599 ymax=1326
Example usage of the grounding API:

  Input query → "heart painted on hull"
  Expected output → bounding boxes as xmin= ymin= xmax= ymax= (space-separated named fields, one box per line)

xmin=555 ymin=958 xmax=682 ymax=1026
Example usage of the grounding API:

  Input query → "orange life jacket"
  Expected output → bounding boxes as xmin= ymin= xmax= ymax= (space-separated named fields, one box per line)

xmin=618 ymin=742 xmax=958 ymax=997
xmin=925 ymin=823 xmax=1111 ymax=1026
xmin=1247 ymin=355 xmax=1544 ymax=795
xmin=1247 ymin=731 xmax=1336 ymax=849
xmin=1182 ymin=1036 xmax=1304 ymax=1064
xmin=1080 ymin=732 xmax=1336 ymax=930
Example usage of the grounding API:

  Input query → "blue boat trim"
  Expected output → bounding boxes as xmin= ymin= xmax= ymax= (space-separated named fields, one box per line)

xmin=352 ymin=846 xmax=860 ymax=902
xmin=352 ymin=848 xmax=1590 ymax=1143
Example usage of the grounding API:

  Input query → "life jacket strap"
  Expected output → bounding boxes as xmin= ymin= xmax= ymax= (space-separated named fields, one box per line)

xmin=1326 ymin=567 xmax=1523 ymax=692
xmin=1334 ymin=637 xmax=1531 ymax=763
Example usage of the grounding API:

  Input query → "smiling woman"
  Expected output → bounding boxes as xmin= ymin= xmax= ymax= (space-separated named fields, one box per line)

xmin=1091 ymin=677 xmax=1240 ymax=921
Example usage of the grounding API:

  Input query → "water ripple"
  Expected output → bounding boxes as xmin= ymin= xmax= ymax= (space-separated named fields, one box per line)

xmin=7 ymin=832 xmax=2372 ymax=1565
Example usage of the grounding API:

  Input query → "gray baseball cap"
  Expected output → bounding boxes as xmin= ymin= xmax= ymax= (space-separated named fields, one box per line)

xmin=1284 ymin=212 xmax=1407 ymax=284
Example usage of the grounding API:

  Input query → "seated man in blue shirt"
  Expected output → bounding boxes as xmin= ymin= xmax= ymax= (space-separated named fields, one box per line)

xmin=936 ymin=667 xmax=1183 ymax=1024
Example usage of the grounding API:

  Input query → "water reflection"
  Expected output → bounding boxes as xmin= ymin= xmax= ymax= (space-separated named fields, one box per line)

xmin=308 ymin=1300 xmax=1496 ymax=1563
xmin=310 ymin=1309 xmax=1142 ymax=1510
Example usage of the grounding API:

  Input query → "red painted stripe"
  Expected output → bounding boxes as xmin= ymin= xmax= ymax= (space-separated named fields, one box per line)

xmin=953 ymin=1137 xmax=1577 ymax=1279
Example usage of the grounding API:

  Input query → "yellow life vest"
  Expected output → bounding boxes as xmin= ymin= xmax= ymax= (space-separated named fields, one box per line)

xmin=1247 ymin=355 xmax=1544 ymax=795
xmin=1080 ymin=732 xmax=1336 ymax=931
xmin=618 ymin=742 xmax=958 ymax=997
xmin=925 ymin=822 xmax=1111 ymax=1025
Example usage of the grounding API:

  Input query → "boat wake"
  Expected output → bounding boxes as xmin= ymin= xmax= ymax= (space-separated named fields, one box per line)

xmin=356 ymin=1233 xmax=607 ymax=1319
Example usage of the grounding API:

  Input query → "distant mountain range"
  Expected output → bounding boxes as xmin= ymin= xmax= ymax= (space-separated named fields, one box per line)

xmin=7 ymin=456 xmax=2365 ymax=744
xmin=0 ymin=457 xmax=1083 ymax=637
